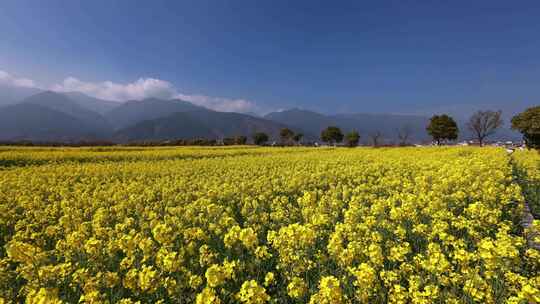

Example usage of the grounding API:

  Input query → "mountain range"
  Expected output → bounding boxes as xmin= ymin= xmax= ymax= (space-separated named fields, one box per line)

xmin=0 ymin=90 xmax=292 ymax=143
xmin=0 ymin=88 xmax=529 ymax=143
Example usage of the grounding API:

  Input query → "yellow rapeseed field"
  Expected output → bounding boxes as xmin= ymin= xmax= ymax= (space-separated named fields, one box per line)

xmin=0 ymin=146 xmax=539 ymax=303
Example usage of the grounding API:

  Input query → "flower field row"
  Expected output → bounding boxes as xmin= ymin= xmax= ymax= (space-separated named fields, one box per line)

xmin=513 ymin=150 xmax=540 ymax=219
xmin=0 ymin=147 xmax=539 ymax=303
xmin=0 ymin=146 xmax=316 ymax=169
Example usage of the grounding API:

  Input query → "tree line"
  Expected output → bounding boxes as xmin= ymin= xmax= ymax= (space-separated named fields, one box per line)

xmin=425 ymin=106 xmax=540 ymax=148
xmin=251 ymin=105 xmax=539 ymax=148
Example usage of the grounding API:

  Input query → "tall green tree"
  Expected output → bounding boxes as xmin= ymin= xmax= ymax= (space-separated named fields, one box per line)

xmin=426 ymin=114 xmax=459 ymax=145
xmin=511 ymin=106 xmax=540 ymax=149
xmin=345 ymin=130 xmax=360 ymax=147
xmin=321 ymin=126 xmax=344 ymax=145
xmin=253 ymin=132 xmax=269 ymax=146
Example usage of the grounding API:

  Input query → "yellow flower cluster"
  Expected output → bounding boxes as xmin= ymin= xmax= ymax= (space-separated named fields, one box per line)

xmin=287 ymin=277 xmax=308 ymax=299
xmin=308 ymin=276 xmax=344 ymax=304
xmin=0 ymin=146 xmax=539 ymax=303
xmin=205 ymin=260 xmax=236 ymax=288
xmin=236 ymin=280 xmax=269 ymax=304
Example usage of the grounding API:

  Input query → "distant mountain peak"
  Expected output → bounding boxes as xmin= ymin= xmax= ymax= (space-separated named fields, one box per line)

xmin=30 ymin=90 xmax=65 ymax=98
xmin=62 ymin=91 xmax=120 ymax=115
xmin=105 ymin=97 xmax=208 ymax=130
xmin=0 ymin=102 xmax=107 ymax=142
xmin=21 ymin=91 xmax=112 ymax=134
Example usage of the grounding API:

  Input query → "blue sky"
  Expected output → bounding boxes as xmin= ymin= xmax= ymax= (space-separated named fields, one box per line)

xmin=0 ymin=0 xmax=539 ymax=115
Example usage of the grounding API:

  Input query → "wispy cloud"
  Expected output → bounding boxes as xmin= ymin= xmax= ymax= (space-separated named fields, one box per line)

xmin=0 ymin=70 xmax=37 ymax=88
xmin=0 ymin=69 xmax=261 ymax=113
xmin=175 ymin=93 xmax=257 ymax=113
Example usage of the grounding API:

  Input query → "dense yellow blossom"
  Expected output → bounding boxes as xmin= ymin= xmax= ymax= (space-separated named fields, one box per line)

xmin=205 ymin=262 xmax=235 ymax=288
xmin=309 ymin=276 xmax=344 ymax=304
xmin=0 ymin=146 xmax=539 ymax=303
xmin=263 ymin=272 xmax=274 ymax=287
xmin=25 ymin=288 xmax=63 ymax=304
xmin=287 ymin=277 xmax=308 ymax=299
xmin=196 ymin=287 xmax=221 ymax=304
xmin=236 ymin=280 xmax=269 ymax=304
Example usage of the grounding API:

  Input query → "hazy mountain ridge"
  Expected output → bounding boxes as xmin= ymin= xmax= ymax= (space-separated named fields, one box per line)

xmin=0 ymin=90 xmax=117 ymax=141
xmin=0 ymin=103 xmax=105 ymax=142
xmin=264 ymin=108 xmax=522 ymax=143
xmin=265 ymin=109 xmax=335 ymax=138
xmin=0 ymin=84 xmax=42 ymax=107
xmin=0 ymin=91 xmax=291 ymax=143
xmin=114 ymin=110 xmax=291 ymax=143
xmin=264 ymin=109 xmax=432 ymax=143
xmin=63 ymin=91 xmax=119 ymax=115
xmin=22 ymin=91 xmax=112 ymax=134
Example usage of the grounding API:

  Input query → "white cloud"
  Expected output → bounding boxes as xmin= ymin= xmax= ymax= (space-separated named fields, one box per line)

xmin=51 ymin=77 xmax=178 ymax=102
xmin=175 ymin=93 xmax=257 ymax=113
xmin=0 ymin=70 xmax=37 ymax=88
xmin=51 ymin=76 xmax=259 ymax=113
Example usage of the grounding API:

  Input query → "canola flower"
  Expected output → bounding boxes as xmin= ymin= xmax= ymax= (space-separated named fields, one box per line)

xmin=0 ymin=146 xmax=539 ymax=303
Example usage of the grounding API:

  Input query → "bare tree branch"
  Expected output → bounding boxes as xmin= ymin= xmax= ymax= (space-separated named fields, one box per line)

xmin=467 ymin=110 xmax=504 ymax=146
xmin=369 ymin=131 xmax=382 ymax=147
xmin=396 ymin=125 xmax=412 ymax=146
